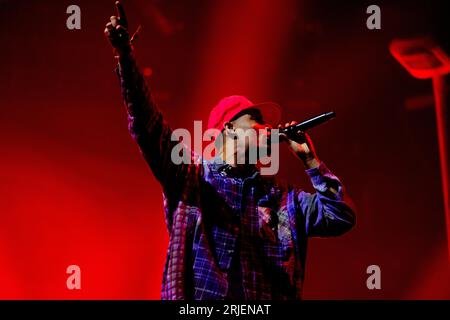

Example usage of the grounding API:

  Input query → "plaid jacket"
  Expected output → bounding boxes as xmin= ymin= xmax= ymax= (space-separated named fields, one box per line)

xmin=117 ymin=53 xmax=356 ymax=300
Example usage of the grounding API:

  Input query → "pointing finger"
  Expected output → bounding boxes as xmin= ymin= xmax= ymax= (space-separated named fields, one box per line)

xmin=115 ymin=1 xmax=129 ymax=28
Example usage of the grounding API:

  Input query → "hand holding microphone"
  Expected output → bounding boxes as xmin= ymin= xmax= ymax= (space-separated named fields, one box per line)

xmin=277 ymin=112 xmax=336 ymax=169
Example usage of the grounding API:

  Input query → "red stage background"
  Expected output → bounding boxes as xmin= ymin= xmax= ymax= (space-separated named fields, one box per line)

xmin=1 ymin=0 xmax=449 ymax=299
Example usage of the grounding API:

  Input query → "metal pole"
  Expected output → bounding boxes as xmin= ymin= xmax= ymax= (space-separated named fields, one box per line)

xmin=432 ymin=76 xmax=450 ymax=261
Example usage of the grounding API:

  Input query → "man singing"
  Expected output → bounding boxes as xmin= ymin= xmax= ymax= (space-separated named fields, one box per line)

xmin=105 ymin=1 xmax=356 ymax=300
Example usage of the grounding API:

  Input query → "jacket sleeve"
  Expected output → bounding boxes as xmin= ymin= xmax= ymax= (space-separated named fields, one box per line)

xmin=116 ymin=53 xmax=195 ymax=228
xmin=296 ymin=162 xmax=356 ymax=237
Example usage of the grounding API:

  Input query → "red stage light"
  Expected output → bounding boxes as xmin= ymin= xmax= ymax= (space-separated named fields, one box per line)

xmin=390 ymin=37 xmax=450 ymax=79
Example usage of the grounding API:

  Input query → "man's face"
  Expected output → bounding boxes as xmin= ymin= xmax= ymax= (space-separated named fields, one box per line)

xmin=226 ymin=108 xmax=273 ymax=161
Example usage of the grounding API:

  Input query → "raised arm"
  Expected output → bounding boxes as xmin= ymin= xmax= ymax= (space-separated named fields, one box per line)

xmin=104 ymin=1 xmax=194 ymax=228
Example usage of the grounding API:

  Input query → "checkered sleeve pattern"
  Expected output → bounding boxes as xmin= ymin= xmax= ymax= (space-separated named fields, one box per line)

xmin=116 ymin=53 xmax=194 ymax=230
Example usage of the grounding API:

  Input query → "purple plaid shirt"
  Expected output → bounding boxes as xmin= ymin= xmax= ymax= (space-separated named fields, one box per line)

xmin=116 ymin=53 xmax=356 ymax=300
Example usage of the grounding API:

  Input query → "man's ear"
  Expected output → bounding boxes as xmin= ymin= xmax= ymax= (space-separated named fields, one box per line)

xmin=223 ymin=121 xmax=234 ymax=131
xmin=223 ymin=121 xmax=238 ymax=140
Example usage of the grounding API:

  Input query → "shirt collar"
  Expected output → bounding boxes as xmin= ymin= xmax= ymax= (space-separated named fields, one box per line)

xmin=208 ymin=157 xmax=259 ymax=179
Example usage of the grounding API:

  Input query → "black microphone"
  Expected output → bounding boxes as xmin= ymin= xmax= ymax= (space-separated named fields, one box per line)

xmin=279 ymin=111 xmax=336 ymax=137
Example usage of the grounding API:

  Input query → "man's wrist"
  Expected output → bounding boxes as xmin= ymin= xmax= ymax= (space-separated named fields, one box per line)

xmin=115 ymin=44 xmax=133 ymax=59
xmin=302 ymin=156 xmax=320 ymax=169
xmin=117 ymin=49 xmax=135 ymax=69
